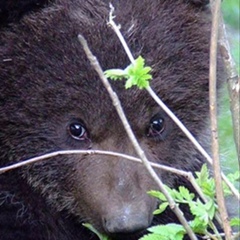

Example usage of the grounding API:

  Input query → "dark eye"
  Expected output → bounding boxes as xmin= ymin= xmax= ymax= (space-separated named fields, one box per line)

xmin=151 ymin=119 xmax=164 ymax=133
xmin=147 ymin=116 xmax=165 ymax=139
xmin=69 ymin=122 xmax=87 ymax=140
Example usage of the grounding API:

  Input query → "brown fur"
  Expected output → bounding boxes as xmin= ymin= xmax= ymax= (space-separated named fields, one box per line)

xmin=0 ymin=0 xmax=224 ymax=239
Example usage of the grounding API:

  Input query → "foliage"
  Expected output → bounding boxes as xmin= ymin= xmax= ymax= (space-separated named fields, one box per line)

xmin=219 ymin=0 xmax=239 ymax=171
xmin=140 ymin=224 xmax=185 ymax=240
xmin=142 ymin=164 xmax=240 ymax=240
xmin=222 ymin=0 xmax=240 ymax=30
xmin=82 ymin=223 xmax=110 ymax=240
xmin=104 ymin=56 xmax=152 ymax=89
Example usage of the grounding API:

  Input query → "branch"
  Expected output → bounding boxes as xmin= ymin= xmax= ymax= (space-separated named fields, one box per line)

xmin=209 ymin=0 xmax=232 ymax=239
xmin=0 ymin=149 xmax=193 ymax=176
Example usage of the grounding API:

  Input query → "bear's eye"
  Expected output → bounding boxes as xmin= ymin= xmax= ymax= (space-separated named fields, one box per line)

xmin=147 ymin=115 xmax=165 ymax=140
xmin=69 ymin=122 xmax=87 ymax=140
xmin=151 ymin=118 xmax=165 ymax=133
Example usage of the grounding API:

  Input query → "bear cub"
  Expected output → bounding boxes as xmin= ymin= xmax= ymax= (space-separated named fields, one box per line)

xmin=0 ymin=0 xmax=223 ymax=239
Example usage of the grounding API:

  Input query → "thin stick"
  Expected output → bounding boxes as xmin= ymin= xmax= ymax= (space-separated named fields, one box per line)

xmin=0 ymin=149 xmax=191 ymax=176
xmin=78 ymin=34 xmax=198 ymax=240
xmin=209 ymin=0 xmax=232 ymax=239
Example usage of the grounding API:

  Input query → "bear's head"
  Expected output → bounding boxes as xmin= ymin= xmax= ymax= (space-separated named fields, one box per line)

xmin=0 ymin=0 xmax=223 ymax=239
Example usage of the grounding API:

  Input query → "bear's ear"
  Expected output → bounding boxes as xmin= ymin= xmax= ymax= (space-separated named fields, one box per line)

xmin=0 ymin=0 xmax=49 ymax=26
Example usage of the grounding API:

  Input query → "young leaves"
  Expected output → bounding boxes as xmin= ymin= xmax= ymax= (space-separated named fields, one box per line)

xmin=104 ymin=56 xmax=152 ymax=89
xmin=140 ymin=224 xmax=186 ymax=240
xmin=146 ymin=167 xmax=219 ymax=239
xmin=230 ymin=217 xmax=240 ymax=227
xmin=195 ymin=164 xmax=215 ymax=198
xmin=82 ymin=223 xmax=110 ymax=240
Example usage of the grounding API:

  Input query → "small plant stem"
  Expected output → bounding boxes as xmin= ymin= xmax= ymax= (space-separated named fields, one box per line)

xmin=107 ymin=3 xmax=239 ymax=201
xmin=108 ymin=4 xmax=135 ymax=64
xmin=205 ymin=230 xmax=222 ymax=240
xmin=209 ymin=0 xmax=233 ymax=239
xmin=78 ymin=34 xmax=198 ymax=240
xmin=209 ymin=219 xmax=223 ymax=240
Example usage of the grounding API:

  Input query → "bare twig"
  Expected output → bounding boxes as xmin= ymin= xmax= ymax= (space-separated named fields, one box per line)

xmin=209 ymin=0 xmax=233 ymax=239
xmin=78 ymin=33 xmax=198 ymax=240
xmin=0 ymin=149 xmax=192 ymax=176
xmin=202 ymin=231 xmax=240 ymax=240
xmin=107 ymin=4 xmax=239 ymax=200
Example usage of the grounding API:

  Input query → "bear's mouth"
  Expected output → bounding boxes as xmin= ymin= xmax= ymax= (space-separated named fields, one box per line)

xmin=106 ymin=230 xmax=146 ymax=240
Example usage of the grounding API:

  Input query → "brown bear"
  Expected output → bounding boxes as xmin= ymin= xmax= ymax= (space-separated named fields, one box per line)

xmin=0 ymin=0 xmax=224 ymax=239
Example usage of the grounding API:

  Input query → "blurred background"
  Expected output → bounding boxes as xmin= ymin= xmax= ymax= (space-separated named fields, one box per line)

xmin=219 ymin=0 xmax=239 ymax=173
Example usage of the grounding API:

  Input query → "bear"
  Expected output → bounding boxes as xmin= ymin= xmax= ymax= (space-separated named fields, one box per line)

xmin=0 ymin=0 xmax=225 ymax=239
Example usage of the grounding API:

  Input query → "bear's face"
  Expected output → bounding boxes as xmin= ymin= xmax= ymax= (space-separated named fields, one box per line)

xmin=0 ymin=0 xmax=214 ymax=239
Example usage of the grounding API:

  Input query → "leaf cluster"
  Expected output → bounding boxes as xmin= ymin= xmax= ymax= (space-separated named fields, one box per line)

xmin=143 ymin=165 xmax=240 ymax=240
xmin=104 ymin=56 xmax=152 ymax=89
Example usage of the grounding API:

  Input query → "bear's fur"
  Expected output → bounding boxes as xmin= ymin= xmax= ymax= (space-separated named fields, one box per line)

xmin=0 ymin=0 xmax=224 ymax=239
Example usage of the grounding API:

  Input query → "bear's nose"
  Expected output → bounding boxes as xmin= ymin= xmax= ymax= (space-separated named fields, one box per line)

xmin=103 ymin=207 xmax=150 ymax=236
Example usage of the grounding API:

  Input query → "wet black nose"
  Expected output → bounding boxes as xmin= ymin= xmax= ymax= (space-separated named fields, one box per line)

xmin=103 ymin=214 xmax=149 ymax=236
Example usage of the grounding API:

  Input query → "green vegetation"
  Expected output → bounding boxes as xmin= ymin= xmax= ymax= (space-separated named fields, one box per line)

xmin=219 ymin=0 xmax=239 ymax=172
xmin=141 ymin=165 xmax=240 ymax=240
xmin=222 ymin=0 xmax=240 ymax=30
xmin=105 ymin=56 xmax=152 ymax=89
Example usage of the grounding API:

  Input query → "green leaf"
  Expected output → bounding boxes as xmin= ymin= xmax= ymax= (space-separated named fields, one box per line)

xmin=153 ymin=202 xmax=169 ymax=215
xmin=190 ymin=198 xmax=216 ymax=228
xmin=104 ymin=69 xmax=127 ymax=80
xmin=148 ymin=190 xmax=167 ymax=201
xmin=195 ymin=164 xmax=210 ymax=186
xmin=125 ymin=76 xmax=135 ymax=89
xmin=189 ymin=218 xmax=207 ymax=234
xmin=223 ymin=171 xmax=240 ymax=196
xmin=227 ymin=171 xmax=240 ymax=182
xmin=124 ymin=56 xmax=152 ymax=89
xmin=230 ymin=217 xmax=240 ymax=227
xmin=195 ymin=164 xmax=216 ymax=198
xmin=204 ymin=199 xmax=216 ymax=220
xmin=104 ymin=56 xmax=152 ymax=89
xmin=82 ymin=223 xmax=110 ymax=240
xmin=189 ymin=200 xmax=208 ymax=223
xmin=169 ymin=188 xmax=182 ymax=201
xmin=139 ymin=233 xmax=168 ymax=240
xmin=147 ymin=224 xmax=185 ymax=240
xmin=178 ymin=186 xmax=195 ymax=201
